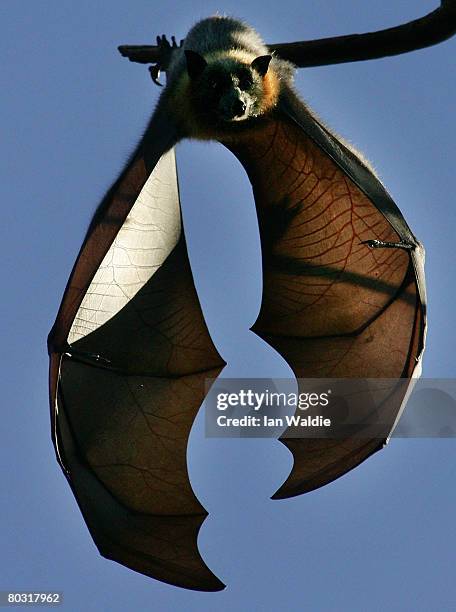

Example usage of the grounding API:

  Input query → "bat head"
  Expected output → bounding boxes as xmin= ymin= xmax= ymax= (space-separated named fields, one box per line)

xmin=184 ymin=50 xmax=275 ymax=126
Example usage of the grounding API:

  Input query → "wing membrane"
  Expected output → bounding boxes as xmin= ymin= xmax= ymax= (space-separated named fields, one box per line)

xmin=48 ymin=113 xmax=225 ymax=590
xmin=223 ymin=89 xmax=426 ymax=497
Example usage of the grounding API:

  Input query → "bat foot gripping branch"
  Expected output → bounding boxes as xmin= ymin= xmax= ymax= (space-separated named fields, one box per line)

xmin=149 ymin=35 xmax=182 ymax=86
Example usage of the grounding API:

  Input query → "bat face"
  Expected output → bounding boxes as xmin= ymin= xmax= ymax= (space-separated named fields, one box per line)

xmin=185 ymin=51 xmax=273 ymax=126
xmin=203 ymin=63 xmax=255 ymax=122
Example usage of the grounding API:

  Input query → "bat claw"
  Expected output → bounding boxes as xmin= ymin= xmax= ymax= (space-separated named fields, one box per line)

xmin=156 ymin=34 xmax=171 ymax=49
xmin=149 ymin=64 xmax=163 ymax=86
xmin=64 ymin=347 xmax=112 ymax=366
xmin=361 ymin=238 xmax=414 ymax=250
xmin=149 ymin=34 xmax=182 ymax=82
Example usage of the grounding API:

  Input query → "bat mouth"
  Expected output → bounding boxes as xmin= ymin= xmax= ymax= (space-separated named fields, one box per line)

xmin=221 ymin=113 xmax=249 ymax=123
xmin=219 ymin=97 xmax=250 ymax=122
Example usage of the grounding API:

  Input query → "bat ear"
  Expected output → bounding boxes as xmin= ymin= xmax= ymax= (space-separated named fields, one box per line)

xmin=251 ymin=55 xmax=272 ymax=77
xmin=185 ymin=50 xmax=207 ymax=79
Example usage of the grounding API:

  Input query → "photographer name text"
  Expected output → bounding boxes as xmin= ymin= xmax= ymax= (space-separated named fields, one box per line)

xmin=216 ymin=414 xmax=331 ymax=428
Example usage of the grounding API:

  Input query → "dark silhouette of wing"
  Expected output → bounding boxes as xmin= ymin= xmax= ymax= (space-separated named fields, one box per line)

xmin=48 ymin=108 xmax=225 ymax=591
xmin=222 ymin=87 xmax=426 ymax=498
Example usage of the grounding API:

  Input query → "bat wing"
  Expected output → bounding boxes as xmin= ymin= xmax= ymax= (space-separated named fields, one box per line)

xmin=223 ymin=88 xmax=426 ymax=498
xmin=48 ymin=108 xmax=226 ymax=590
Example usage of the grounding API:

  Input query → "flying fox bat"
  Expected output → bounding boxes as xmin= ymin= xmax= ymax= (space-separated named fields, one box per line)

xmin=48 ymin=16 xmax=426 ymax=591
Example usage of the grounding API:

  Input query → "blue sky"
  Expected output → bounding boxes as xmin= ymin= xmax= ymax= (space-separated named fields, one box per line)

xmin=1 ymin=1 xmax=455 ymax=610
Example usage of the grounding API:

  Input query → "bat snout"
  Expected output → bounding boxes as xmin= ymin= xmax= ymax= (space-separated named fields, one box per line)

xmin=231 ymin=98 xmax=247 ymax=117
xmin=220 ymin=90 xmax=249 ymax=121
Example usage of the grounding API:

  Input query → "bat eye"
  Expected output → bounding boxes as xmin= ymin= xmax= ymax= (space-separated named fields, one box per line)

xmin=239 ymin=76 xmax=253 ymax=90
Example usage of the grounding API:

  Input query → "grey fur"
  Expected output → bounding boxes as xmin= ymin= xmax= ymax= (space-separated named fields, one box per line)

xmin=167 ymin=16 xmax=295 ymax=85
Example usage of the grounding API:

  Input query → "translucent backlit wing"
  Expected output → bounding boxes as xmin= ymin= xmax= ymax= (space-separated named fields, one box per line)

xmin=48 ymin=110 xmax=225 ymax=591
xmin=222 ymin=88 xmax=426 ymax=497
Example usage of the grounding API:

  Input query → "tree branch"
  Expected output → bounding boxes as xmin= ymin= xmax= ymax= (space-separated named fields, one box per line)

xmin=271 ymin=0 xmax=456 ymax=67
xmin=118 ymin=1 xmax=456 ymax=69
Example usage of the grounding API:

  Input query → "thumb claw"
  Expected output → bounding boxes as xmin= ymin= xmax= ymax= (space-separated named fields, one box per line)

xmin=149 ymin=65 xmax=163 ymax=86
